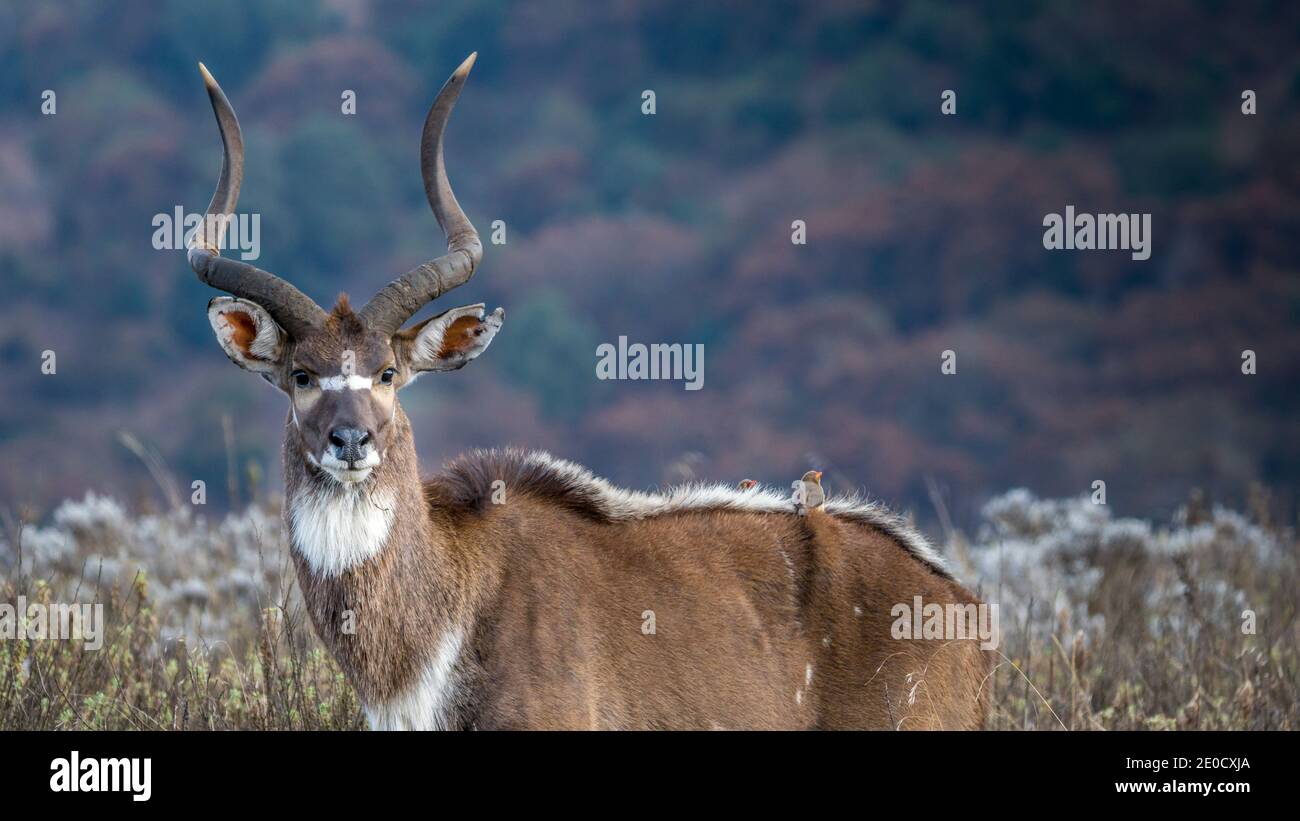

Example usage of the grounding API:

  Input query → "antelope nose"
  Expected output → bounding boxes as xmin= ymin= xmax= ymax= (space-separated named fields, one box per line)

xmin=328 ymin=427 xmax=372 ymax=465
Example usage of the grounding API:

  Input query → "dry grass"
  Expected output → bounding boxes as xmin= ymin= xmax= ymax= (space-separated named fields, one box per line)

xmin=1 ymin=486 xmax=1295 ymax=730
xmin=0 ymin=498 xmax=362 ymax=730
xmin=958 ymin=488 xmax=1300 ymax=730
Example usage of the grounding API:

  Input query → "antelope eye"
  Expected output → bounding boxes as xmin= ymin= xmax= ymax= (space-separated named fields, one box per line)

xmin=292 ymin=370 xmax=310 ymax=388
xmin=380 ymin=368 xmax=396 ymax=385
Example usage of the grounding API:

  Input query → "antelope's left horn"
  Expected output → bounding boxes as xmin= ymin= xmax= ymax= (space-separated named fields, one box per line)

xmin=359 ymin=53 xmax=483 ymax=336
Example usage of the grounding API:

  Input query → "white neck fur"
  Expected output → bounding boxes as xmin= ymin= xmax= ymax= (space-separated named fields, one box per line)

xmin=289 ymin=481 xmax=396 ymax=578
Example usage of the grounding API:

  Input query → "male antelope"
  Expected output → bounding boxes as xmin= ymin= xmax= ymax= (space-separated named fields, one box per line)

xmin=189 ymin=54 xmax=990 ymax=729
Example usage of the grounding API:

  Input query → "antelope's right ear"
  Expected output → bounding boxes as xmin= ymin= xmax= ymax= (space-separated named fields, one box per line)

xmin=207 ymin=297 xmax=288 ymax=375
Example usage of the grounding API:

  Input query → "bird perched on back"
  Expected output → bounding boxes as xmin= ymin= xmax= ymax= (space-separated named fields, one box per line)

xmin=794 ymin=470 xmax=825 ymax=515
xmin=738 ymin=479 xmax=759 ymax=491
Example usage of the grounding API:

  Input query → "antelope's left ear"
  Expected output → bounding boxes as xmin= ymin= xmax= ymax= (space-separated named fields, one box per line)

xmin=396 ymin=303 xmax=504 ymax=375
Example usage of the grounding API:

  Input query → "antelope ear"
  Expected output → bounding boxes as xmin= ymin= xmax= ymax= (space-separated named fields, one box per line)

xmin=396 ymin=303 xmax=504 ymax=375
xmin=208 ymin=296 xmax=287 ymax=375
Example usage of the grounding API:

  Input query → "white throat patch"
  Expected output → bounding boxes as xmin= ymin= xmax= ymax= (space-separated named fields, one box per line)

xmin=289 ymin=483 xmax=395 ymax=578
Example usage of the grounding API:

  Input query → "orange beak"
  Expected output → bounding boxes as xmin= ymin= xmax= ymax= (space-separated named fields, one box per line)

xmin=813 ymin=471 xmax=823 ymax=481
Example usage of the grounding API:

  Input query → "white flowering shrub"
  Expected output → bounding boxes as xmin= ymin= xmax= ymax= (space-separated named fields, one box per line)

xmin=1 ymin=487 xmax=1293 ymax=729
xmin=1 ymin=496 xmax=359 ymax=730
xmin=955 ymin=489 xmax=1296 ymax=729
xmin=3 ymin=493 xmax=290 ymax=644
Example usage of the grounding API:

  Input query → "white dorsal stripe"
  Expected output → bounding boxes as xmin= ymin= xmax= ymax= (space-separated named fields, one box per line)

xmin=498 ymin=450 xmax=951 ymax=576
xmin=319 ymin=374 xmax=373 ymax=391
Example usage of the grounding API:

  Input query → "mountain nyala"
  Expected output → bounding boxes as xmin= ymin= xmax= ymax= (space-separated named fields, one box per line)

xmin=189 ymin=54 xmax=991 ymax=730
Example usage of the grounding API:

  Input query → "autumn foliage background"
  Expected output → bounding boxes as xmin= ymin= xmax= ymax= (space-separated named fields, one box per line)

xmin=0 ymin=0 xmax=1296 ymax=527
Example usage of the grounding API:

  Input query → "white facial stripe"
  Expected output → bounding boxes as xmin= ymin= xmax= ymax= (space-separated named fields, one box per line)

xmin=319 ymin=374 xmax=374 ymax=391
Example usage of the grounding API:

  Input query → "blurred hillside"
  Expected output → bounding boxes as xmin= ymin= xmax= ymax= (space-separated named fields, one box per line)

xmin=1 ymin=0 xmax=1298 ymax=526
